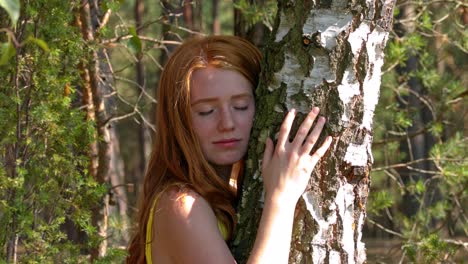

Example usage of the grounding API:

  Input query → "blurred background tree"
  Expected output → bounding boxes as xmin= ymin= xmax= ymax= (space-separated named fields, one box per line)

xmin=366 ymin=0 xmax=467 ymax=262
xmin=0 ymin=0 xmax=466 ymax=263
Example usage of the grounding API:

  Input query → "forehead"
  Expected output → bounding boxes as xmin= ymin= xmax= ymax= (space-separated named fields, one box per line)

xmin=190 ymin=67 xmax=253 ymax=100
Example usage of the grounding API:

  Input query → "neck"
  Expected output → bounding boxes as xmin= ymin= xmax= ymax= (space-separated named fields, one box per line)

xmin=212 ymin=164 xmax=233 ymax=183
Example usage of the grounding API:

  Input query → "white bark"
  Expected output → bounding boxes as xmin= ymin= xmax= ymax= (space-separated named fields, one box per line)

xmin=234 ymin=1 xmax=396 ymax=263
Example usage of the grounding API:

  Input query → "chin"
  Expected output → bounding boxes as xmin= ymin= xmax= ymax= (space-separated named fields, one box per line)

xmin=209 ymin=156 xmax=243 ymax=166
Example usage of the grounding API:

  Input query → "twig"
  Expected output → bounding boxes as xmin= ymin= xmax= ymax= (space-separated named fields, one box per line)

xmin=443 ymin=239 xmax=468 ymax=250
xmin=97 ymin=9 xmax=112 ymax=32
xmin=367 ymin=218 xmax=404 ymax=238
xmin=0 ymin=28 xmax=21 ymax=47
xmin=114 ymin=75 xmax=157 ymax=103
xmin=101 ymin=35 xmax=181 ymax=46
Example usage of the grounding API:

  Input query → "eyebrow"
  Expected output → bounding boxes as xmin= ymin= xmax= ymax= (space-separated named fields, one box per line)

xmin=191 ymin=93 xmax=253 ymax=106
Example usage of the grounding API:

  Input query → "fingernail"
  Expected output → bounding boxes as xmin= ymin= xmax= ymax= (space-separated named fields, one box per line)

xmin=290 ymin=108 xmax=296 ymax=114
xmin=320 ymin=116 xmax=326 ymax=122
xmin=312 ymin=107 xmax=319 ymax=114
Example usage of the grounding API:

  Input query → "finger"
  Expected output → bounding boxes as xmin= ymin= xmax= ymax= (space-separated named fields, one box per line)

xmin=301 ymin=116 xmax=326 ymax=155
xmin=310 ymin=136 xmax=332 ymax=165
xmin=291 ymin=107 xmax=319 ymax=150
xmin=262 ymin=137 xmax=273 ymax=173
xmin=277 ymin=109 xmax=296 ymax=149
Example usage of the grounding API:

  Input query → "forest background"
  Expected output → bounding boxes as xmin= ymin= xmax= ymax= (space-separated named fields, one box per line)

xmin=0 ymin=0 xmax=466 ymax=263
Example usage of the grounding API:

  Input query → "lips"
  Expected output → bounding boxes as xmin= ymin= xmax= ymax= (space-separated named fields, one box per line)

xmin=212 ymin=138 xmax=241 ymax=147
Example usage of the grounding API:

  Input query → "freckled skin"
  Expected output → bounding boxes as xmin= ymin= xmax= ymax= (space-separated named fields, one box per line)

xmin=190 ymin=67 xmax=255 ymax=166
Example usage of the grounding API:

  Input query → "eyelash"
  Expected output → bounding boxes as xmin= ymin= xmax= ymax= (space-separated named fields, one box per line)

xmin=198 ymin=106 xmax=249 ymax=116
xmin=234 ymin=106 xmax=249 ymax=111
xmin=198 ymin=110 xmax=214 ymax=116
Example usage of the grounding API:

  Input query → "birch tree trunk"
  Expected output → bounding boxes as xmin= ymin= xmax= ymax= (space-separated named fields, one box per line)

xmin=233 ymin=1 xmax=396 ymax=263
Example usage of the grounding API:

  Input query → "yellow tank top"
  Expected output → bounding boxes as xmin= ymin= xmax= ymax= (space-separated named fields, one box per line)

xmin=145 ymin=192 xmax=229 ymax=264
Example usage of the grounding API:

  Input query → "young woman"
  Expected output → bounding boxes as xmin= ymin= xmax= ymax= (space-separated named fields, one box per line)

xmin=127 ymin=35 xmax=332 ymax=263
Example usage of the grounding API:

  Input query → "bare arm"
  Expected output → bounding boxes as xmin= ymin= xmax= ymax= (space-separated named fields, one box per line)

xmin=248 ymin=107 xmax=332 ymax=263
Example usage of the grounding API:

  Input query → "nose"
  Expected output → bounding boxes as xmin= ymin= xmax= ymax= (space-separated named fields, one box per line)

xmin=218 ymin=107 xmax=235 ymax=131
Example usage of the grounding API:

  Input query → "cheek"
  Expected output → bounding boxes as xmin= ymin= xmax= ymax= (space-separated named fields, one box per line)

xmin=242 ymin=109 xmax=255 ymax=131
xmin=191 ymin=116 xmax=216 ymax=138
xmin=191 ymin=116 xmax=205 ymax=138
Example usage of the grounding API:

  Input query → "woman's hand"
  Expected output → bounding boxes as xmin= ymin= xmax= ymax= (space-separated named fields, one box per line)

xmin=261 ymin=107 xmax=332 ymax=206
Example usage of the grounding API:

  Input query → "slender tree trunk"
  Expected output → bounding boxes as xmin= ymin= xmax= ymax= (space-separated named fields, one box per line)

xmin=183 ymin=1 xmax=194 ymax=31
xmin=212 ymin=0 xmax=220 ymax=35
xmin=5 ymin=19 xmax=26 ymax=264
xmin=233 ymin=1 xmax=244 ymax=37
xmin=5 ymin=146 xmax=18 ymax=263
xmin=183 ymin=0 xmax=202 ymax=32
xmin=108 ymin=127 xmax=129 ymax=244
xmin=194 ymin=0 xmax=203 ymax=32
xmin=233 ymin=0 xmax=269 ymax=48
xmin=233 ymin=1 xmax=396 ymax=263
xmin=394 ymin=3 xmax=436 ymax=217
xmin=134 ymin=0 xmax=148 ymax=200
xmin=78 ymin=1 xmax=112 ymax=259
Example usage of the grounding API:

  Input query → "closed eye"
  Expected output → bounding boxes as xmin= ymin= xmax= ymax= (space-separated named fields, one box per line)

xmin=234 ymin=106 xmax=249 ymax=111
xmin=198 ymin=109 xmax=214 ymax=116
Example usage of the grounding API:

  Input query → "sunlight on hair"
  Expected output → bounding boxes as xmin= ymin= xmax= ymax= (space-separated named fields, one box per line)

xmin=229 ymin=161 xmax=242 ymax=190
xmin=229 ymin=178 xmax=237 ymax=190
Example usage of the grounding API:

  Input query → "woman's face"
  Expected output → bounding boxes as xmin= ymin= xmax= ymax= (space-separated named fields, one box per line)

xmin=190 ymin=67 xmax=255 ymax=165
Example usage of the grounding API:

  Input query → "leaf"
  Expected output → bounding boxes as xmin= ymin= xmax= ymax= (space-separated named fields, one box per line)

xmin=429 ymin=122 xmax=443 ymax=138
xmin=420 ymin=11 xmax=432 ymax=31
xmin=415 ymin=180 xmax=425 ymax=195
xmin=127 ymin=27 xmax=142 ymax=55
xmin=0 ymin=0 xmax=20 ymax=25
xmin=369 ymin=190 xmax=394 ymax=215
xmin=128 ymin=26 xmax=137 ymax=36
xmin=26 ymin=36 xmax=49 ymax=52
xmin=0 ymin=41 xmax=16 ymax=65
xmin=127 ymin=36 xmax=142 ymax=54
xmin=395 ymin=111 xmax=412 ymax=129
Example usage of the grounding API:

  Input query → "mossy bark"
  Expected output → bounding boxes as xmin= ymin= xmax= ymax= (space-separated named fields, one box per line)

xmin=232 ymin=0 xmax=396 ymax=263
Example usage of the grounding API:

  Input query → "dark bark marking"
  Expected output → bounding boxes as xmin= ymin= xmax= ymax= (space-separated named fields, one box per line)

xmin=355 ymin=40 xmax=368 ymax=90
xmin=321 ymin=84 xmax=345 ymax=135
xmin=317 ymin=0 xmax=333 ymax=9
xmin=331 ymin=31 xmax=353 ymax=85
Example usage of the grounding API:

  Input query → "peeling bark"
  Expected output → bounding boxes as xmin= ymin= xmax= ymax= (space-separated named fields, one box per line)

xmin=233 ymin=1 xmax=396 ymax=263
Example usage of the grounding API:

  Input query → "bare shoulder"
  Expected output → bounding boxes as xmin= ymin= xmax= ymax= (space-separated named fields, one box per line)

xmin=153 ymin=186 xmax=236 ymax=263
xmin=157 ymin=186 xmax=214 ymax=220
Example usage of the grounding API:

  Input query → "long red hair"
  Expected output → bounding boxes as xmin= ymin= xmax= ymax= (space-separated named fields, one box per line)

xmin=127 ymin=36 xmax=262 ymax=263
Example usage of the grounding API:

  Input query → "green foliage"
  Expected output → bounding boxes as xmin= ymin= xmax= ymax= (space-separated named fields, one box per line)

xmin=0 ymin=0 xmax=106 ymax=262
xmin=368 ymin=190 xmax=394 ymax=215
xmin=394 ymin=111 xmax=412 ymax=129
xmin=368 ymin=0 xmax=467 ymax=262
xmin=234 ymin=0 xmax=277 ymax=30
xmin=0 ymin=0 xmax=20 ymax=24
xmin=0 ymin=40 xmax=15 ymax=65
xmin=403 ymin=234 xmax=456 ymax=262
xmin=127 ymin=26 xmax=142 ymax=55
xmin=93 ymin=248 xmax=128 ymax=264
xmin=101 ymin=0 xmax=123 ymax=12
